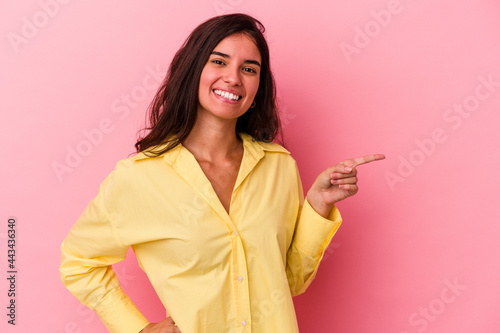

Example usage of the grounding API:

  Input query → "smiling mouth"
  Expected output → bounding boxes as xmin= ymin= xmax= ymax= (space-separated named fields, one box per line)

xmin=213 ymin=89 xmax=242 ymax=101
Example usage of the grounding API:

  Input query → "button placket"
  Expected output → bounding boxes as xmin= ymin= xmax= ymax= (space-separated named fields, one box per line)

xmin=232 ymin=230 xmax=251 ymax=332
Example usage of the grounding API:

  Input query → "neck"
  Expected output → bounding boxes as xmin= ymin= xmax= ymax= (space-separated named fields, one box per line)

xmin=182 ymin=113 xmax=242 ymax=163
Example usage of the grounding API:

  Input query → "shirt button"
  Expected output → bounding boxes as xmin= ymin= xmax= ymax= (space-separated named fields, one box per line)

xmin=232 ymin=231 xmax=238 ymax=236
xmin=237 ymin=276 xmax=243 ymax=282
xmin=241 ymin=321 xmax=247 ymax=326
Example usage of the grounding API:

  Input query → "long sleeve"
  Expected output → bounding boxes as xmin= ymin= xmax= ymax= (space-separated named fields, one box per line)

xmin=59 ymin=171 xmax=150 ymax=333
xmin=286 ymin=161 xmax=342 ymax=297
xmin=59 ymin=134 xmax=341 ymax=332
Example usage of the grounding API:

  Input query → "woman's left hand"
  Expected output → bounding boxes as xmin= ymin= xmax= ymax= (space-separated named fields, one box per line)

xmin=306 ymin=154 xmax=386 ymax=217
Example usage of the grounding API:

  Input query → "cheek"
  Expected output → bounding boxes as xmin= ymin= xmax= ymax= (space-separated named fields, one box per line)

xmin=243 ymin=74 xmax=260 ymax=94
xmin=199 ymin=68 xmax=218 ymax=87
xmin=249 ymin=80 xmax=260 ymax=98
xmin=197 ymin=72 xmax=208 ymax=95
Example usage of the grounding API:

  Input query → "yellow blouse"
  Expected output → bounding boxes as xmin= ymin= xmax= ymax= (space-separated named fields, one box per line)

xmin=59 ymin=132 xmax=342 ymax=333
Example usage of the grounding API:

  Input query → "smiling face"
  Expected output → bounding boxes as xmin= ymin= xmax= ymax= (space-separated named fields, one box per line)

xmin=197 ymin=33 xmax=262 ymax=123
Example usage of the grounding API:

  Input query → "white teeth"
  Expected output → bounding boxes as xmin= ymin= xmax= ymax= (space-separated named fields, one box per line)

xmin=214 ymin=89 xmax=241 ymax=101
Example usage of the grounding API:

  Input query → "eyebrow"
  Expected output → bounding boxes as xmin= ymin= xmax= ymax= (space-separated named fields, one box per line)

xmin=210 ymin=51 xmax=261 ymax=67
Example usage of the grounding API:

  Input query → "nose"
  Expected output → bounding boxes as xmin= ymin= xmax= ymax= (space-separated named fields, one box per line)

xmin=223 ymin=65 xmax=242 ymax=86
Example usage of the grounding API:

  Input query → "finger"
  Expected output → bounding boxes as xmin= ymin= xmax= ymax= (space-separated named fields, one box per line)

xmin=166 ymin=317 xmax=175 ymax=324
xmin=342 ymin=154 xmax=386 ymax=169
xmin=331 ymin=170 xmax=357 ymax=180
xmin=331 ymin=176 xmax=357 ymax=185
xmin=331 ymin=165 xmax=358 ymax=176
xmin=338 ymin=184 xmax=358 ymax=195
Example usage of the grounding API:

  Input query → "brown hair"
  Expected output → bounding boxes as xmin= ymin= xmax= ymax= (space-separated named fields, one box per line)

xmin=135 ymin=13 xmax=284 ymax=156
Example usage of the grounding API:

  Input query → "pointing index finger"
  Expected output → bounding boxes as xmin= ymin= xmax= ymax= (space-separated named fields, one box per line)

xmin=344 ymin=154 xmax=386 ymax=168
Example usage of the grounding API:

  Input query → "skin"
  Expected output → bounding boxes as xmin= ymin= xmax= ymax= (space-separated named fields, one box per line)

xmin=305 ymin=154 xmax=386 ymax=218
xmin=181 ymin=33 xmax=262 ymax=215
xmin=141 ymin=32 xmax=385 ymax=332
xmin=140 ymin=316 xmax=180 ymax=333
xmin=182 ymin=32 xmax=260 ymax=163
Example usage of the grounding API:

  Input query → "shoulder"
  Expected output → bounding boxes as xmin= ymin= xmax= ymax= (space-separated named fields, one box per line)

xmin=115 ymin=151 xmax=163 ymax=169
xmin=102 ymin=151 xmax=167 ymax=190
xmin=239 ymin=132 xmax=292 ymax=155
xmin=258 ymin=140 xmax=298 ymax=172
xmin=256 ymin=140 xmax=291 ymax=155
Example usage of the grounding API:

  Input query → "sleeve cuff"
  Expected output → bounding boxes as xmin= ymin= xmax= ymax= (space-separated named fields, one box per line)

xmin=293 ymin=198 xmax=342 ymax=257
xmin=94 ymin=288 xmax=150 ymax=333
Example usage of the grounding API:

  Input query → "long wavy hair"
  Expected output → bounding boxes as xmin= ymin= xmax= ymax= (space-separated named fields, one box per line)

xmin=135 ymin=13 xmax=284 ymax=156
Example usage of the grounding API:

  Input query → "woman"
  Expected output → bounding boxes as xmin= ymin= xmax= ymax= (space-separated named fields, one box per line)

xmin=59 ymin=13 xmax=384 ymax=333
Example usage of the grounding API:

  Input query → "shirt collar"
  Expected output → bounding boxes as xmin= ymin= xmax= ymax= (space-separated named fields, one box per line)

xmin=132 ymin=132 xmax=290 ymax=165
xmin=132 ymin=132 xmax=290 ymax=224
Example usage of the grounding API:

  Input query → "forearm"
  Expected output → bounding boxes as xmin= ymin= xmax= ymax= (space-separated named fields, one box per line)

xmin=286 ymin=198 xmax=342 ymax=296
xmin=59 ymin=172 xmax=149 ymax=333
xmin=60 ymin=242 xmax=150 ymax=332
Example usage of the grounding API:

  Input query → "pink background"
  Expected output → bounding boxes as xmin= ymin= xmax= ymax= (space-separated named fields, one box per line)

xmin=2 ymin=0 xmax=500 ymax=332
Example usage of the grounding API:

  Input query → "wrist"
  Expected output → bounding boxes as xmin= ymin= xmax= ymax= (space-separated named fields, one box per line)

xmin=306 ymin=191 xmax=334 ymax=218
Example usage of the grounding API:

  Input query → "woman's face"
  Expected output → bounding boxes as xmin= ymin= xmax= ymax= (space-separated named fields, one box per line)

xmin=197 ymin=33 xmax=262 ymax=122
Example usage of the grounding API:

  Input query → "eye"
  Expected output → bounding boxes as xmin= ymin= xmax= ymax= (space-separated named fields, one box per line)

xmin=211 ymin=59 xmax=225 ymax=65
xmin=243 ymin=67 xmax=257 ymax=74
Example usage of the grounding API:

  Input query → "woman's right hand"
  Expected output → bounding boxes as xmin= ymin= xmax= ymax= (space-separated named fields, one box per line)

xmin=140 ymin=316 xmax=182 ymax=333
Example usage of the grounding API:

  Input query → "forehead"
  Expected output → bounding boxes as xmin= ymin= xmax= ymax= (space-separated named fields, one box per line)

xmin=212 ymin=33 xmax=261 ymax=61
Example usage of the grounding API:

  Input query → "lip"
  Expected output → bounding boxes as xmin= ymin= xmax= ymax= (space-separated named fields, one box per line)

xmin=213 ymin=87 xmax=243 ymax=96
xmin=212 ymin=88 xmax=243 ymax=104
